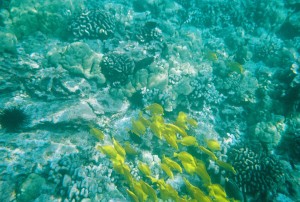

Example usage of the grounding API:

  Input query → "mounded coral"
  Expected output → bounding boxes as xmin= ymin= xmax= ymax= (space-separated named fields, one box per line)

xmin=8 ymin=0 xmax=84 ymax=38
xmin=69 ymin=9 xmax=116 ymax=40
xmin=47 ymin=42 xmax=105 ymax=85
xmin=100 ymin=52 xmax=135 ymax=85
xmin=252 ymin=118 xmax=286 ymax=148
xmin=228 ymin=146 xmax=285 ymax=199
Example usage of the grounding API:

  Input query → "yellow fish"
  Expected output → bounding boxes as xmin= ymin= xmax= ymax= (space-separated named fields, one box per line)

xmin=150 ymin=119 xmax=164 ymax=139
xmin=147 ymin=176 xmax=164 ymax=185
xmin=204 ymin=50 xmax=218 ymax=62
xmin=122 ymin=164 xmax=133 ymax=184
xmin=112 ymin=137 xmax=126 ymax=157
xmin=205 ymin=139 xmax=221 ymax=151
xmin=89 ymin=127 xmax=105 ymax=141
xmin=160 ymin=183 xmax=180 ymax=201
xmin=175 ymin=111 xmax=189 ymax=130
xmin=124 ymin=141 xmax=138 ymax=155
xmin=131 ymin=180 xmax=148 ymax=202
xmin=112 ymin=160 xmax=128 ymax=175
xmin=216 ymin=159 xmax=236 ymax=175
xmin=183 ymin=178 xmax=212 ymax=202
xmin=145 ymin=103 xmax=164 ymax=115
xmin=166 ymin=123 xmax=188 ymax=137
xmin=112 ymin=153 xmax=125 ymax=164
xmin=131 ymin=119 xmax=146 ymax=136
xmin=138 ymin=162 xmax=151 ymax=176
xmin=187 ymin=117 xmax=198 ymax=127
xmin=163 ymin=131 xmax=179 ymax=150
xmin=161 ymin=163 xmax=174 ymax=179
xmin=139 ymin=180 xmax=158 ymax=202
xmin=181 ymin=161 xmax=196 ymax=175
xmin=208 ymin=184 xmax=227 ymax=198
xmin=96 ymin=145 xmax=118 ymax=159
xmin=178 ymin=136 xmax=198 ymax=147
xmin=127 ymin=189 xmax=139 ymax=202
xmin=174 ymin=151 xmax=196 ymax=167
xmin=195 ymin=159 xmax=211 ymax=185
xmin=226 ymin=61 xmax=244 ymax=74
xmin=162 ymin=155 xmax=182 ymax=173
xmin=138 ymin=112 xmax=151 ymax=127
xmin=198 ymin=146 xmax=218 ymax=161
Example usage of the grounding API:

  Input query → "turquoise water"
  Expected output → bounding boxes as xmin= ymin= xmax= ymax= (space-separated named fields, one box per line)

xmin=0 ymin=0 xmax=299 ymax=201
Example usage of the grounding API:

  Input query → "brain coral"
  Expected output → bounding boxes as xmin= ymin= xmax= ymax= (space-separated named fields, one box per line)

xmin=227 ymin=146 xmax=285 ymax=197
xmin=100 ymin=52 xmax=136 ymax=85
xmin=69 ymin=9 xmax=116 ymax=40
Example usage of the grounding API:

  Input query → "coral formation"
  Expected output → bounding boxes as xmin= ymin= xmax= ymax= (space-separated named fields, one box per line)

xmin=47 ymin=42 xmax=105 ymax=85
xmin=0 ymin=0 xmax=299 ymax=201
xmin=228 ymin=146 xmax=285 ymax=200
xmin=100 ymin=52 xmax=136 ymax=85
xmin=69 ymin=9 xmax=116 ymax=40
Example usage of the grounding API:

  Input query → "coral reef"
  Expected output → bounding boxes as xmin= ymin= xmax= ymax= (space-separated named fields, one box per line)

xmin=69 ymin=9 xmax=116 ymax=40
xmin=100 ymin=52 xmax=136 ymax=85
xmin=0 ymin=0 xmax=299 ymax=201
xmin=47 ymin=42 xmax=105 ymax=85
xmin=41 ymin=148 xmax=120 ymax=201
xmin=228 ymin=146 xmax=285 ymax=200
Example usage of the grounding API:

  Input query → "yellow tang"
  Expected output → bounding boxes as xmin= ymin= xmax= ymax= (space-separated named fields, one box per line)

xmin=206 ymin=139 xmax=221 ymax=151
xmin=145 ymin=103 xmax=164 ymax=115
xmin=162 ymin=155 xmax=182 ymax=173
xmin=89 ymin=127 xmax=105 ymax=141
xmin=161 ymin=163 xmax=174 ymax=179
xmin=178 ymin=136 xmax=198 ymax=147
xmin=138 ymin=162 xmax=151 ymax=176
xmin=112 ymin=137 xmax=126 ymax=157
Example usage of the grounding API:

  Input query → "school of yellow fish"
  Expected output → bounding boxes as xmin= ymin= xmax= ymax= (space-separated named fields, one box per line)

xmin=91 ymin=103 xmax=239 ymax=202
